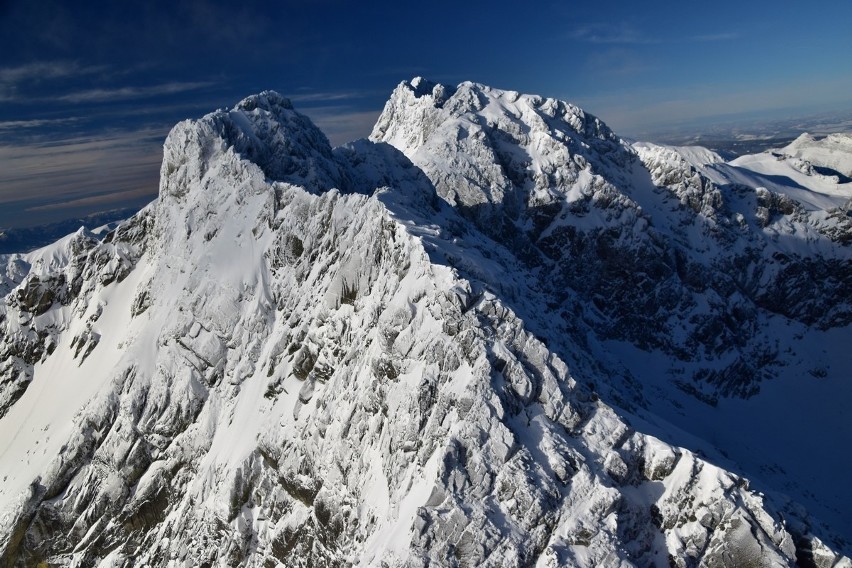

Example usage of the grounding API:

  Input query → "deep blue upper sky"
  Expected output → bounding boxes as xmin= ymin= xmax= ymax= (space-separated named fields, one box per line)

xmin=2 ymin=0 xmax=851 ymax=229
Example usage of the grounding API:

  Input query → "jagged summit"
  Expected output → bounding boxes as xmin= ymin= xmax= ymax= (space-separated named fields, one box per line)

xmin=405 ymin=76 xmax=457 ymax=104
xmin=236 ymin=90 xmax=295 ymax=112
xmin=0 ymin=80 xmax=850 ymax=566
xmin=371 ymin=77 xmax=631 ymax=254
xmin=373 ymin=78 xmax=619 ymax=159
xmin=161 ymin=88 xmax=342 ymax=198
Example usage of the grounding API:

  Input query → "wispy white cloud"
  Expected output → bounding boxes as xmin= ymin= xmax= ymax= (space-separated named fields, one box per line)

xmin=25 ymin=187 xmax=157 ymax=212
xmin=569 ymin=23 xmax=660 ymax=45
xmin=289 ymin=91 xmax=366 ymax=104
xmin=0 ymin=117 xmax=81 ymax=131
xmin=0 ymin=61 xmax=106 ymax=84
xmin=569 ymin=24 xmax=740 ymax=45
xmin=0 ymin=60 xmax=214 ymax=105
xmin=0 ymin=61 xmax=107 ymax=102
xmin=691 ymin=32 xmax=741 ymax=42
xmin=56 ymin=81 xmax=213 ymax=103
xmin=0 ymin=127 xmax=165 ymax=214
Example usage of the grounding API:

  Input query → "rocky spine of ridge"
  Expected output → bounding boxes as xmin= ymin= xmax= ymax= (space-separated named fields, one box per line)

xmin=0 ymin=86 xmax=847 ymax=567
xmin=371 ymin=78 xmax=852 ymax=401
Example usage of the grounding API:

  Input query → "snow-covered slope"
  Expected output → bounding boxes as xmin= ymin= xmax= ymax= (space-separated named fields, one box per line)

xmin=0 ymin=82 xmax=849 ymax=567
xmin=632 ymin=139 xmax=852 ymax=538
xmin=372 ymin=80 xmax=852 ymax=558
xmin=780 ymin=133 xmax=852 ymax=178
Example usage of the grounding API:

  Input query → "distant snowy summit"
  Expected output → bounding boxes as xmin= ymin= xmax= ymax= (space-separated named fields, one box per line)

xmin=0 ymin=79 xmax=850 ymax=567
xmin=779 ymin=132 xmax=852 ymax=178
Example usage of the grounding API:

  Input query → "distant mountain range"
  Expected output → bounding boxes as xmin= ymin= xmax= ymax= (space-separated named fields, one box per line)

xmin=0 ymin=207 xmax=139 ymax=255
xmin=640 ymin=107 xmax=852 ymax=157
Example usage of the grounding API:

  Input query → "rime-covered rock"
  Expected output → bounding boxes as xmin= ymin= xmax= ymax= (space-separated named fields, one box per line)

xmin=0 ymin=80 xmax=849 ymax=567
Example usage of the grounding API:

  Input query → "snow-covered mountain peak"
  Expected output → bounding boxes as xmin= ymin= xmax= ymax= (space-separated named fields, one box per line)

xmin=0 ymin=82 xmax=850 ymax=566
xmin=633 ymin=141 xmax=725 ymax=169
xmin=789 ymin=132 xmax=817 ymax=146
xmin=779 ymin=132 xmax=852 ymax=178
xmin=371 ymin=77 xmax=633 ymax=246
xmin=160 ymin=89 xmax=342 ymax=202
xmin=235 ymin=89 xmax=295 ymax=112
xmin=373 ymin=78 xmax=619 ymax=154
xmin=406 ymin=76 xmax=456 ymax=105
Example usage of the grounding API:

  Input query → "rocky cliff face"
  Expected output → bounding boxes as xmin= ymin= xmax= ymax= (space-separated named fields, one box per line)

xmin=372 ymin=79 xmax=852 ymax=401
xmin=0 ymin=81 xmax=849 ymax=567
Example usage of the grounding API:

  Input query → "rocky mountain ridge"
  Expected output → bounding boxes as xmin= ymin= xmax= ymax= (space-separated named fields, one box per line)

xmin=0 ymin=79 xmax=849 ymax=567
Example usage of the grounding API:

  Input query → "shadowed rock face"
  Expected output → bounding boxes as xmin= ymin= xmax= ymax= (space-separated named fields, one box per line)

xmin=372 ymin=79 xmax=852 ymax=402
xmin=0 ymin=81 xmax=848 ymax=567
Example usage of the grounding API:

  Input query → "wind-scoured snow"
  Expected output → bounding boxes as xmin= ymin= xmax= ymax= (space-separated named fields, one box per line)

xmin=0 ymin=82 xmax=849 ymax=567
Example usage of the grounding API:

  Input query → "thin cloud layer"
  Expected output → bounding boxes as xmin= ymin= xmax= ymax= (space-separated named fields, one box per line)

xmin=0 ymin=128 xmax=164 ymax=228
xmin=568 ymin=23 xmax=740 ymax=45
xmin=0 ymin=61 xmax=105 ymax=84
xmin=0 ymin=61 xmax=107 ymax=102
xmin=0 ymin=117 xmax=81 ymax=131
xmin=25 ymin=187 xmax=158 ymax=212
xmin=56 ymin=81 xmax=214 ymax=104
xmin=569 ymin=23 xmax=660 ymax=45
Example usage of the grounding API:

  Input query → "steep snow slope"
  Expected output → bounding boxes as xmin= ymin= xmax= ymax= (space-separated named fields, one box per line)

xmin=727 ymin=152 xmax=851 ymax=211
xmin=0 ymin=84 xmax=848 ymax=567
xmin=633 ymin=139 xmax=852 ymax=211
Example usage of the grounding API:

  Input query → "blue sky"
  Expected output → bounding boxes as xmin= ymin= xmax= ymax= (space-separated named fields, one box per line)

xmin=1 ymin=0 xmax=851 ymax=229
